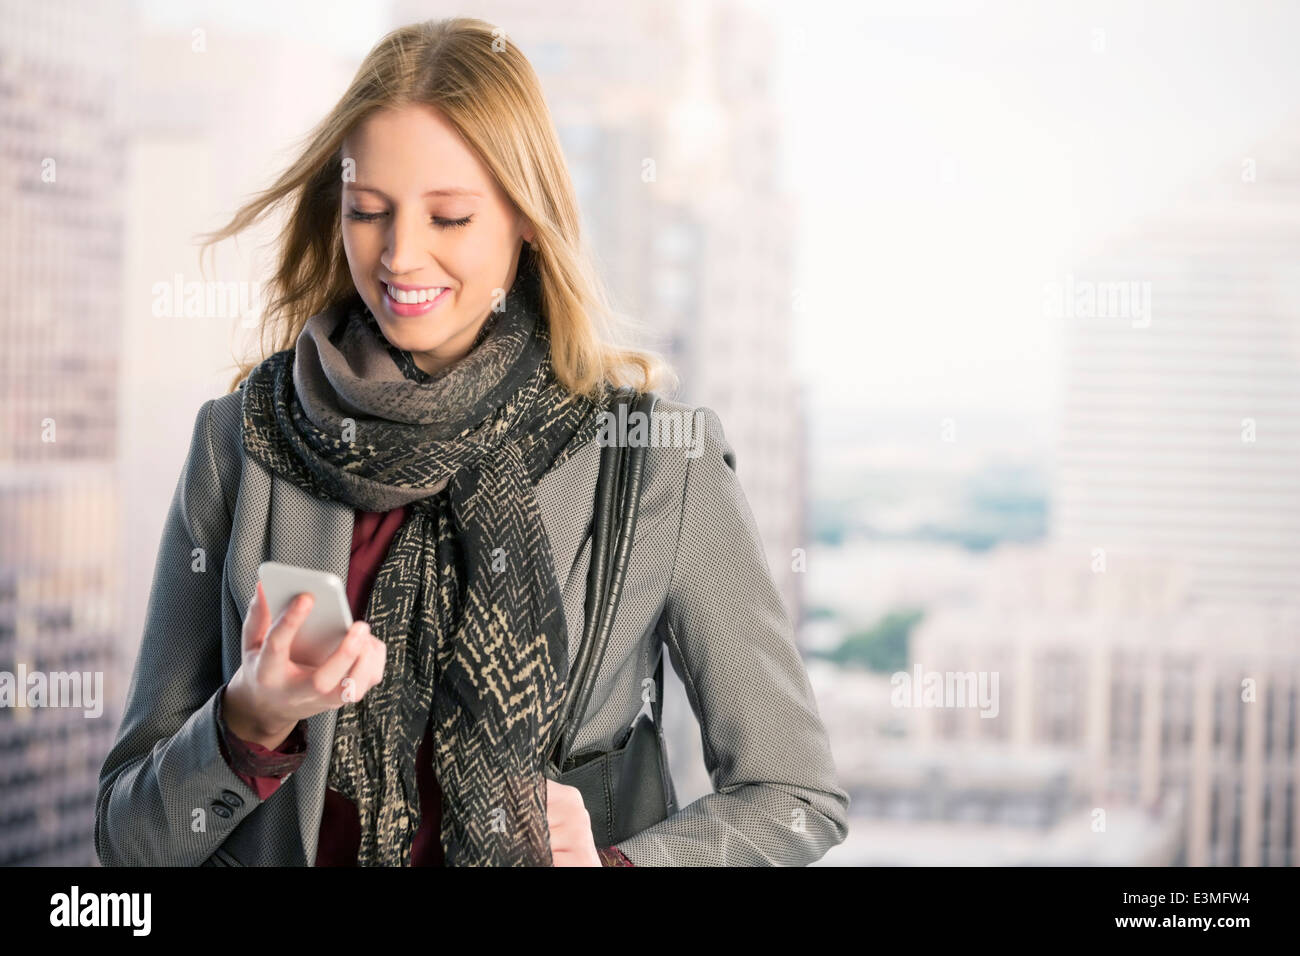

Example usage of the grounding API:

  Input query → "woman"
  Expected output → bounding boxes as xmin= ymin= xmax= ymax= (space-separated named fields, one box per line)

xmin=95 ymin=17 xmax=849 ymax=867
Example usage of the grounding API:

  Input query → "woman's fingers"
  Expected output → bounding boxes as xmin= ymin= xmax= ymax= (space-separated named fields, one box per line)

xmin=243 ymin=580 xmax=271 ymax=653
xmin=546 ymin=780 xmax=587 ymax=824
xmin=545 ymin=779 xmax=599 ymax=866
xmin=310 ymin=621 xmax=370 ymax=698
xmin=338 ymin=635 xmax=385 ymax=705
xmin=358 ymin=634 xmax=387 ymax=697
xmin=262 ymin=592 xmax=313 ymax=669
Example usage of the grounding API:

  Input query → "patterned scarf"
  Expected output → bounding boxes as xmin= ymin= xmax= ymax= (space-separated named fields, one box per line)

xmin=239 ymin=255 xmax=608 ymax=866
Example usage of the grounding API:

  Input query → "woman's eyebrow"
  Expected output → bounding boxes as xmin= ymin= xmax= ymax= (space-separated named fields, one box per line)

xmin=345 ymin=185 xmax=482 ymax=198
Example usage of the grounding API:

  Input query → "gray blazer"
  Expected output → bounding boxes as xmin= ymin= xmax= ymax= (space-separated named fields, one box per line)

xmin=95 ymin=385 xmax=850 ymax=866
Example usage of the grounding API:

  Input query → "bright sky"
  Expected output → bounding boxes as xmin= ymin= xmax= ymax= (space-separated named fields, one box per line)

xmin=750 ymin=0 xmax=1300 ymax=424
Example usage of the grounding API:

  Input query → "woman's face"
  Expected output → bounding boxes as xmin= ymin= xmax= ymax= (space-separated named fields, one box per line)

xmin=340 ymin=104 xmax=535 ymax=376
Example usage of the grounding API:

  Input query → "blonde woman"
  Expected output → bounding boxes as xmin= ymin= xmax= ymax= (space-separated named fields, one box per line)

xmin=95 ymin=17 xmax=849 ymax=867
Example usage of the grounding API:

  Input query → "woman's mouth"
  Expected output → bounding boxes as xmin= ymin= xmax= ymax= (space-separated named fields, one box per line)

xmin=383 ymin=282 xmax=450 ymax=316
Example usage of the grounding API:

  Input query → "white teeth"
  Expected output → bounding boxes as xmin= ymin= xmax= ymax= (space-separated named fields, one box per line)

xmin=385 ymin=284 xmax=446 ymax=304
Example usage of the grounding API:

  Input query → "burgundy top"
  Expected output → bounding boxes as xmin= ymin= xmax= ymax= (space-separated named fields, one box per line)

xmin=215 ymin=506 xmax=633 ymax=867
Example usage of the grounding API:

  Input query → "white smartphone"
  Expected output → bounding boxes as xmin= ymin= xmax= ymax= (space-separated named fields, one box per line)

xmin=257 ymin=560 xmax=354 ymax=667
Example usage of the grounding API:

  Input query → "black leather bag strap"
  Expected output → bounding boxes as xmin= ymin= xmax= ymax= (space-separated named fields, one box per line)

xmin=547 ymin=386 xmax=627 ymax=771
xmin=548 ymin=387 xmax=657 ymax=772
xmin=548 ymin=387 xmax=628 ymax=766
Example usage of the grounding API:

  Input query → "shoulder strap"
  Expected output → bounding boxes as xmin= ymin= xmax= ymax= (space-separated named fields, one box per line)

xmin=548 ymin=387 xmax=657 ymax=771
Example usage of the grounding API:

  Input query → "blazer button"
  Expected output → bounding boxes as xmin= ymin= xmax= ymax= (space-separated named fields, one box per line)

xmin=220 ymin=789 xmax=245 ymax=809
xmin=210 ymin=801 xmax=233 ymax=820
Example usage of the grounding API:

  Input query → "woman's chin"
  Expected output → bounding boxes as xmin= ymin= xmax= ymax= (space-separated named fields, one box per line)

xmin=370 ymin=314 xmax=445 ymax=351
xmin=375 ymin=326 xmax=463 ymax=372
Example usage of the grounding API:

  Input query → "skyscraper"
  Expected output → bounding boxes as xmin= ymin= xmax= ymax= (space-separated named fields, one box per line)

xmin=0 ymin=0 xmax=131 ymax=865
xmin=1053 ymin=127 xmax=1300 ymax=609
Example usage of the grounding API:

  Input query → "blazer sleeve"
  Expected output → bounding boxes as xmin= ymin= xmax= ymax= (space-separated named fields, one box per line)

xmin=95 ymin=397 xmax=263 ymax=865
xmin=612 ymin=406 xmax=850 ymax=865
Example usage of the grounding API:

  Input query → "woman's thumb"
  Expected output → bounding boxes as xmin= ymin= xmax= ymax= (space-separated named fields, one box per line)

xmin=245 ymin=580 xmax=270 ymax=650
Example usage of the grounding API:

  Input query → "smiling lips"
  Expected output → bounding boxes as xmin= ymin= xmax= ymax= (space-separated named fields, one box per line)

xmin=385 ymin=282 xmax=446 ymax=303
xmin=383 ymin=282 xmax=449 ymax=316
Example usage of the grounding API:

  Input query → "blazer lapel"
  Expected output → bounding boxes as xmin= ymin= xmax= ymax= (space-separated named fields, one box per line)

xmin=267 ymin=476 xmax=354 ymax=867
xmin=534 ymin=437 xmax=601 ymax=630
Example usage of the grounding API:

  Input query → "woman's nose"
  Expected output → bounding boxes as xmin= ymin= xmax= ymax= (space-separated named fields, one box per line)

xmin=382 ymin=206 xmax=435 ymax=276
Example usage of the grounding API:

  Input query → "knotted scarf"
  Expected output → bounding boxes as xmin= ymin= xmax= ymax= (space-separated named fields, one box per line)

xmin=239 ymin=253 xmax=609 ymax=866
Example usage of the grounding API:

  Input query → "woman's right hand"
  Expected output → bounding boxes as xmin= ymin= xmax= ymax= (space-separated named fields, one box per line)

xmin=222 ymin=580 xmax=387 ymax=749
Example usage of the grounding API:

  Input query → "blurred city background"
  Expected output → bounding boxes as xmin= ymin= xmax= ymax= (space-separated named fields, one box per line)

xmin=1 ymin=0 xmax=1298 ymax=865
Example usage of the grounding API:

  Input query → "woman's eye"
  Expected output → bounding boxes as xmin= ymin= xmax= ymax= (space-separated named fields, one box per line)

xmin=345 ymin=209 xmax=472 ymax=230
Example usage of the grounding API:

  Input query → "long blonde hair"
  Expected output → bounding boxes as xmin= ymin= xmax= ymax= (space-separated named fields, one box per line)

xmin=200 ymin=17 xmax=675 ymax=401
